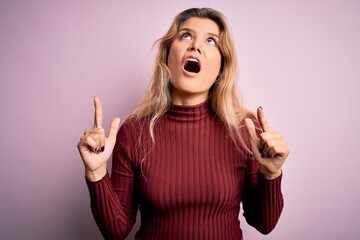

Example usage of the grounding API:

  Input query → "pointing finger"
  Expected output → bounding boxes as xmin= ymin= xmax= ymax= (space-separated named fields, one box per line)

xmin=257 ymin=106 xmax=271 ymax=132
xmin=93 ymin=96 xmax=103 ymax=128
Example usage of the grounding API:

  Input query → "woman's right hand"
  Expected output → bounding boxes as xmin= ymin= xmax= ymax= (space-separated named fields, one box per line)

xmin=77 ymin=96 xmax=121 ymax=182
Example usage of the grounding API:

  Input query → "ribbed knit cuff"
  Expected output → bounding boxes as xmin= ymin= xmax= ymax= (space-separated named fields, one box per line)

xmin=86 ymin=172 xmax=111 ymax=198
xmin=259 ymin=170 xmax=282 ymax=182
xmin=258 ymin=171 xmax=282 ymax=197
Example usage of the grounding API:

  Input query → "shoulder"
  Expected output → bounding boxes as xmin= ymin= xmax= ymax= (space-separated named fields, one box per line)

xmin=117 ymin=117 xmax=150 ymax=141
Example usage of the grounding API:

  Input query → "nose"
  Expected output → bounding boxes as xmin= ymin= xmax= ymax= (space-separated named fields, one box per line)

xmin=188 ymin=42 xmax=201 ymax=54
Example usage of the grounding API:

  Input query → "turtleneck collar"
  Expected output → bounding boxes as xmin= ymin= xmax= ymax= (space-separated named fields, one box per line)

xmin=165 ymin=100 xmax=214 ymax=121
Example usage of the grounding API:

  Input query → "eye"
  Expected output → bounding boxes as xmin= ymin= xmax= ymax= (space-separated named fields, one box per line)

xmin=206 ymin=38 xmax=217 ymax=46
xmin=180 ymin=32 xmax=192 ymax=40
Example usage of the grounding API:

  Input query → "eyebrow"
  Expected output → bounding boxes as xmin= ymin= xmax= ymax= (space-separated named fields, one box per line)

xmin=179 ymin=27 xmax=219 ymax=39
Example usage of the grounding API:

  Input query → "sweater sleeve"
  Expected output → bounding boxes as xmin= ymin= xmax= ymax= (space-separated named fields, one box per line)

xmin=242 ymin=160 xmax=284 ymax=234
xmin=241 ymin=114 xmax=284 ymax=234
xmin=86 ymin=124 xmax=139 ymax=239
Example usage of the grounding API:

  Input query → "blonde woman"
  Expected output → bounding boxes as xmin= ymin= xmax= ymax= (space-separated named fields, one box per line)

xmin=78 ymin=8 xmax=290 ymax=240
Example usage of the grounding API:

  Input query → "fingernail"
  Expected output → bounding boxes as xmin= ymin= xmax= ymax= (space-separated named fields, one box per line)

xmin=259 ymin=106 xmax=263 ymax=111
xmin=100 ymin=146 xmax=105 ymax=152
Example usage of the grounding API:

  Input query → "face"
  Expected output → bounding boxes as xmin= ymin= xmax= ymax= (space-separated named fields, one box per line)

xmin=167 ymin=17 xmax=222 ymax=105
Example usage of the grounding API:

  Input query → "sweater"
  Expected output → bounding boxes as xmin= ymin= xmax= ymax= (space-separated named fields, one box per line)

xmin=86 ymin=101 xmax=284 ymax=240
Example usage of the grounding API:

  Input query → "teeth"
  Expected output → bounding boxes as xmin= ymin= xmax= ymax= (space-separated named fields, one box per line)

xmin=187 ymin=58 xmax=198 ymax=63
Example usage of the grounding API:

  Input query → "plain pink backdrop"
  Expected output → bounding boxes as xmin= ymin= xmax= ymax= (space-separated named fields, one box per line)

xmin=1 ymin=1 xmax=359 ymax=239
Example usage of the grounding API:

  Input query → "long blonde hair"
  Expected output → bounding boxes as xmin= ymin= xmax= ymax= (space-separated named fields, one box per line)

xmin=128 ymin=8 xmax=250 ymax=145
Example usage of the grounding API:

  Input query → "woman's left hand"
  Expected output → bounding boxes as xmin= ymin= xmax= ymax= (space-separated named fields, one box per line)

xmin=245 ymin=107 xmax=290 ymax=180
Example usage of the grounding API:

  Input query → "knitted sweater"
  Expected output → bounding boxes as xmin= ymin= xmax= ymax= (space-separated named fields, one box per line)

xmin=86 ymin=101 xmax=284 ymax=239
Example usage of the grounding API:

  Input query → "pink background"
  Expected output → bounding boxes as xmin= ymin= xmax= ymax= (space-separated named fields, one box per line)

xmin=1 ymin=1 xmax=359 ymax=239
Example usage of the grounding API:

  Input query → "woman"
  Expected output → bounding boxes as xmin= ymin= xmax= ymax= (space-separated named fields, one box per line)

xmin=77 ymin=8 xmax=289 ymax=240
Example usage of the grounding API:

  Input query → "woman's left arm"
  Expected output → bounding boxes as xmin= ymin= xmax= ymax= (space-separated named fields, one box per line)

xmin=242 ymin=107 xmax=290 ymax=234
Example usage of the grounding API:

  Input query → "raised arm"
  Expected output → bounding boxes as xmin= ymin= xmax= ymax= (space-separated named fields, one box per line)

xmin=242 ymin=107 xmax=289 ymax=234
xmin=77 ymin=97 xmax=137 ymax=238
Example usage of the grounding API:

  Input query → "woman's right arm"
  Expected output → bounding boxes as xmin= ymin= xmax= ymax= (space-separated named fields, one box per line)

xmin=77 ymin=96 xmax=137 ymax=239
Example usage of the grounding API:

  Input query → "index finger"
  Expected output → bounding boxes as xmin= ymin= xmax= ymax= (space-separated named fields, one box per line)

xmin=93 ymin=96 xmax=102 ymax=128
xmin=257 ymin=106 xmax=271 ymax=132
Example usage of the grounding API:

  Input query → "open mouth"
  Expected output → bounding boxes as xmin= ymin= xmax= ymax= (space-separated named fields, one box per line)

xmin=184 ymin=58 xmax=201 ymax=73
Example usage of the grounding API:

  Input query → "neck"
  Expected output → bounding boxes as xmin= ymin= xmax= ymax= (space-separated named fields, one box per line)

xmin=171 ymin=91 xmax=209 ymax=106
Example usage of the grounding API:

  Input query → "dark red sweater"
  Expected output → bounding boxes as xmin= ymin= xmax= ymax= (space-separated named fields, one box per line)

xmin=87 ymin=101 xmax=284 ymax=239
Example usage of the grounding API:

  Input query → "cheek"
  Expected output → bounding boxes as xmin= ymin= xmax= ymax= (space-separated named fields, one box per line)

xmin=207 ymin=52 xmax=222 ymax=75
xmin=167 ymin=45 xmax=181 ymax=70
xmin=167 ymin=49 xmax=175 ymax=69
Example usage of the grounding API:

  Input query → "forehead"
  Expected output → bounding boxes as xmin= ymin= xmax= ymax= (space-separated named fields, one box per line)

xmin=179 ymin=17 xmax=220 ymax=35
